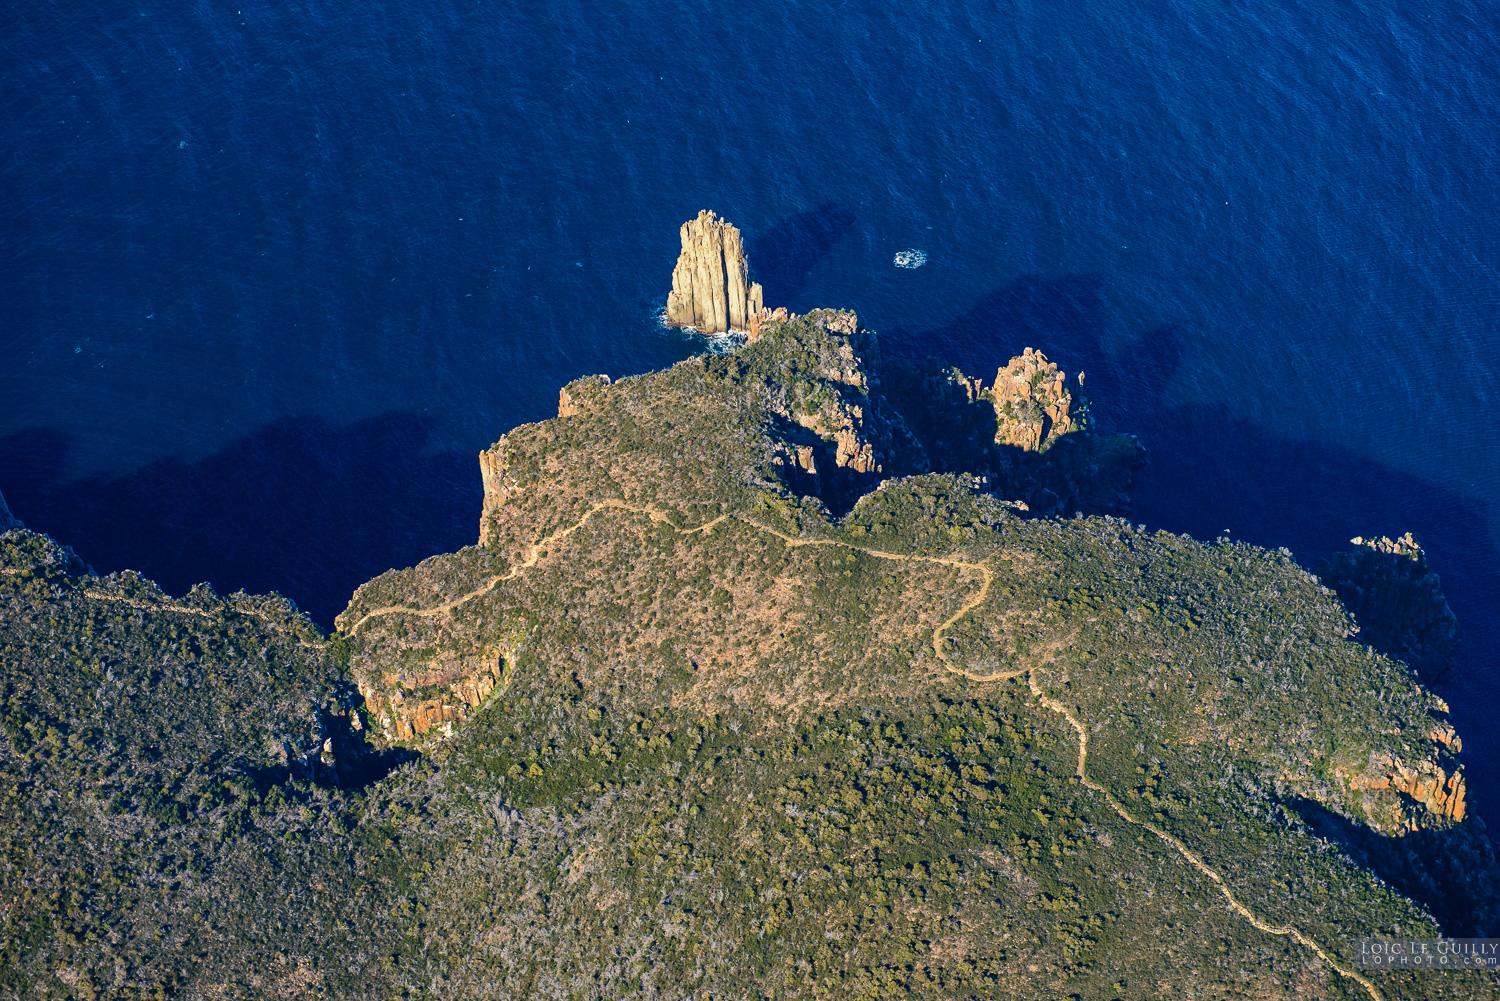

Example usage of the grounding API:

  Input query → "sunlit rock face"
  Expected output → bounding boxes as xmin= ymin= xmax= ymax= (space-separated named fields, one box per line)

xmin=664 ymin=210 xmax=764 ymax=334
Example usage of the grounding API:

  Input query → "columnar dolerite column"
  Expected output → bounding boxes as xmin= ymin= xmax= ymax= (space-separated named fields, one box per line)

xmin=665 ymin=210 xmax=764 ymax=334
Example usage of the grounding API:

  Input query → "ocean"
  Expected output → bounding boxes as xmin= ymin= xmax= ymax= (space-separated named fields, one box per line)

xmin=3 ymin=0 xmax=1498 ymax=820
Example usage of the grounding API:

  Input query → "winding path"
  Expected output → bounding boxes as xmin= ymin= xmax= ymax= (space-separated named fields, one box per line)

xmin=342 ymin=499 xmax=1008 ymax=680
xmin=339 ymin=500 xmax=727 ymax=636
xmin=0 ymin=572 xmax=330 ymax=650
xmin=80 ymin=593 xmax=327 ymax=649
xmin=338 ymin=498 xmax=1383 ymax=998
xmin=1028 ymin=677 xmax=1383 ymax=1001
xmin=3 ymin=536 xmax=321 ymax=646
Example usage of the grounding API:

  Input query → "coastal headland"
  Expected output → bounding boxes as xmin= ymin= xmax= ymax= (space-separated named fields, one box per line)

xmin=0 ymin=218 xmax=1495 ymax=1000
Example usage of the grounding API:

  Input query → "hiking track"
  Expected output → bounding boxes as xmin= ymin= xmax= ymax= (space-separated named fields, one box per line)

xmin=340 ymin=498 xmax=1384 ymax=998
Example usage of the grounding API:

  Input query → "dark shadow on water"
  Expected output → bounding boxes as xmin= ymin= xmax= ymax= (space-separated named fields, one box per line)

xmin=883 ymin=272 xmax=1187 ymax=426
xmin=0 ymin=413 xmax=479 ymax=630
xmin=750 ymin=202 xmax=857 ymax=306
xmin=326 ymin=687 xmax=424 ymax=789
xmin=885 ymin=273 xmax=1114 ymax=384
xmin=243 ymin=736 xmax=419 ymax=795
xmin=886 ymin=273 xmax=1500 ymax=923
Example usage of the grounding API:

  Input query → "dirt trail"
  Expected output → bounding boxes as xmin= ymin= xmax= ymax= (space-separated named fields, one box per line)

xmin=1026 ymin=674 xmax=1384 ymax=1001
xmin=341 ymin=499 xmax=725 ymax=636
xmin=4 ymin=540 xmax=320 ymax=645
xmin=338 ymin=499 xmax=1384 ymax=994
xmin=344 ymin=499 xmax=1008 ymax=678
xmin=727 ymin=515 xmax=1005 ymax=677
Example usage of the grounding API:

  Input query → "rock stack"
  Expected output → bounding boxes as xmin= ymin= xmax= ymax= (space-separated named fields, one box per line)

xmin=0 ymin=489 xmax=17 ymax=531
xmin=990 ymin=347 xmax=1086 ymax=452
xmin=665 ymin=210 xmax=764 ymax=334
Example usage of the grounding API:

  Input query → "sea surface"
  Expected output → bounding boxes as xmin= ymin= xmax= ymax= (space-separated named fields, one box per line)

xmin=4 ymin=1 xmax=1498 ymax=820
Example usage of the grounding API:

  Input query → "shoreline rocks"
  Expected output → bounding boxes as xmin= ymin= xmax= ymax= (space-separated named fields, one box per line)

xmin=880 ymin=348 xmax=1145 ymax=518
xmin=990 ymin=347 xmax=1086 ymax=452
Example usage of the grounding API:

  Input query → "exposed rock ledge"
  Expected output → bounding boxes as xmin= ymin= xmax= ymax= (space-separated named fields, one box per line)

xmin=358 ymin=655 xmax=503 ymax=742
xmin=1347 ymin=754 xmax=1468 ymax=827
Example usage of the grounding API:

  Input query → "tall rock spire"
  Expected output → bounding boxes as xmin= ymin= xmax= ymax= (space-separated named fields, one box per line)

xmin=664 ymin=210 xmax=764 ymax=334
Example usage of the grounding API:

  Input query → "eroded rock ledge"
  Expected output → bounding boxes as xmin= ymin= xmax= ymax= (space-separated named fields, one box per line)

xmin=358 ymin=655 xmax=504 ymax=742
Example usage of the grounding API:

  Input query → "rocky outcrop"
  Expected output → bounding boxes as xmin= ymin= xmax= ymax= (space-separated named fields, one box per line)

xmin=768 ymin=442 xmax=824 ymax=497
xmin=477 ymin=446 xmax=515 ymax=546
xmin=752 ymin=310 xmax=930 ymax=512
xmin=749 ymin=306 xmax=793 ymax=341
xmin=665 ymin=210 xmax=765 ymax=334
xmin=477 ymin=374 xmax=616 ymax=545
xmin=1303 ymin=738 xmax=1496 ymax=933
xmin=881 ymin=349 xmax=1145 ymax=518
xmin=990 ymin=348 xmax=1087 ymax=452
xmin=1346 ymin=755 xmax=1467 ymax=828
xmin=558 ymin=373 xmax=611 ymax=419
xmin=1318 ymin=533 xmax=1461 ymax=683
xmin=987 ymin=348 xmax=1147 ymax=515
xmin=1333 ymin=693 xmax=1466 ymax=832
xmin=359 ymin=655 xmax=504 ymax=742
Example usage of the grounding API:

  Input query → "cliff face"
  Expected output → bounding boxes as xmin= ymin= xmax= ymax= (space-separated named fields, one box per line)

xmin=356 ymin=651 xmax=503 ymax=742
xmin=663 ymin=210 xmax=765 ymax=334
xmin=1319 ymin=533 xmax=1462 ymax=684
xmin=742 ymin=310 xmax=930 ymax=511
xmin=0 ymin=487 xmax=17 ymax=530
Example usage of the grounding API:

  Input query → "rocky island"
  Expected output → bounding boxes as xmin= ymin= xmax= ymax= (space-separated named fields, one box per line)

xmin=1 ymin=222 xmax=1496 ymax=1000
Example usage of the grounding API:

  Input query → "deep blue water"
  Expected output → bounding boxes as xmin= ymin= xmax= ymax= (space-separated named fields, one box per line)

xmin=4 ymin=1 xmax=1498 ymax=821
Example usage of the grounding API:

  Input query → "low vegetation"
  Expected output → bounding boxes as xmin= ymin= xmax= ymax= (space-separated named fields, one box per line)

xmin=3 ymin=313 xmax=1494 ymax=999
